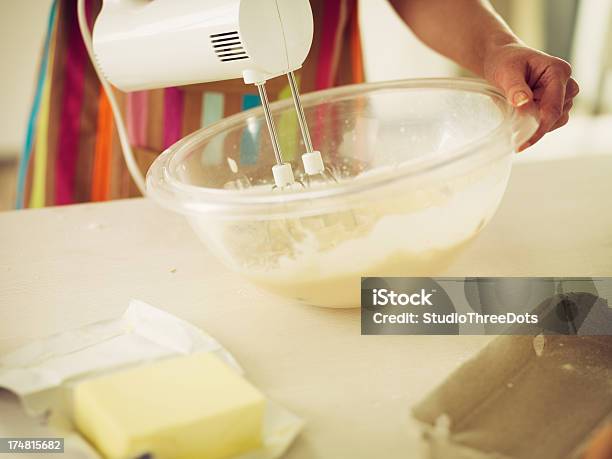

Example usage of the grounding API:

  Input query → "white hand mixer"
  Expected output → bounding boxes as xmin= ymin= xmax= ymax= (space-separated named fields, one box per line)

xmin=78 ymin=0 xmax=327 ymax=191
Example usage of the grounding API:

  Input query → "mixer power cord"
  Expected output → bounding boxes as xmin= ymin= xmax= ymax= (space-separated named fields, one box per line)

xmin=76 ymin=0 xmax=147 ymax=196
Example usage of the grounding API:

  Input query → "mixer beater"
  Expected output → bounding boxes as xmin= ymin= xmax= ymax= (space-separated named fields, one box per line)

xmin=257 ymin=71 xmax=333 ymax=189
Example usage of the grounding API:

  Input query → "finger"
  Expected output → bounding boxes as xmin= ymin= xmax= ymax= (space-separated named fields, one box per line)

xmin=582 ymin=425 xmax=612 ymax=459
xmin=527 ymin=75 xmax=568 ymax=146
xmin=520 ymin=103 xmax=570 ymax=151
xmin=550 ymin=112 xmax=570 ymax=131
xmin=524 ymin=125 xmax=547 ymax=151
xmin=562 ymin=88 xmax=576 ymax=115
xmin=566 ymin=77 xmax=580 ymax=99
xmin=517 ymin=142 xmax=530 ymax=152
xmin=496 ymin=61 xmax=534 ymax=107
xmin=538 ymin=77 xmax=567 ymax=132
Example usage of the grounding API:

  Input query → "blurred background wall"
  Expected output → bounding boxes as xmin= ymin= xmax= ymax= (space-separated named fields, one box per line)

xmin=0 ymin=0 xmax=611 ymax=209
xmin=0 ymin=0 xmax=52 ymax=160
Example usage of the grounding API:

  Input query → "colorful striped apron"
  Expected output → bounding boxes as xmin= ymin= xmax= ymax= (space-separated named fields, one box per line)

xmin=17 ymin=0 xmax=364 ymax=208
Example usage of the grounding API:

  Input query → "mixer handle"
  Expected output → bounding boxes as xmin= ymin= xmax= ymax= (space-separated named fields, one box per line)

xmin=511 ymin=105 xmax=539 ymax=151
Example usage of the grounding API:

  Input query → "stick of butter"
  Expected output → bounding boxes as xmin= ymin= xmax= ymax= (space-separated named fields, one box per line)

xmin=73 ymin=353 xmax=265 ymax=459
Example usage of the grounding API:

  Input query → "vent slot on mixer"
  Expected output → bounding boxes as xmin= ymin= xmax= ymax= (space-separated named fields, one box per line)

xmin=211 ymin=31 xmax=249 ymax=62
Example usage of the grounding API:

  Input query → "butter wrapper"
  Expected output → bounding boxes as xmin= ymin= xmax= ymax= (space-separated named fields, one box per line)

xmin=0 ymin=300 xmax=302 ymax=459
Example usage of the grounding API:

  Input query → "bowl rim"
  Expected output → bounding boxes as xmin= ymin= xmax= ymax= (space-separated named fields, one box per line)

xmin=147 ymin=77 xmax=515 ymax=212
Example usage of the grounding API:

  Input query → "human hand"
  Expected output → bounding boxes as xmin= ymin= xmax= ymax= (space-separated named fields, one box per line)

xmin=483 ymin=43 xmax=579 ymax=151
xmin=583 ymin=424 xmax=612 ymax=459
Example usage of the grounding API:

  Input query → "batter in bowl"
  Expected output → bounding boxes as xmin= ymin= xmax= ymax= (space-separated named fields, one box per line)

xmin=197 ymin=167 xmax=508 ymax=307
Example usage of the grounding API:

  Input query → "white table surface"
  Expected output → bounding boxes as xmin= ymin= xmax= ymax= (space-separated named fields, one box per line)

xmin=1 ymin=154 xmax=611 ymax=458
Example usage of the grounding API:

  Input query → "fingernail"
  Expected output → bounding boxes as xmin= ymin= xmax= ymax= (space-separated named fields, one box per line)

xmin=513 ymin=91 xmax=530 ymax=107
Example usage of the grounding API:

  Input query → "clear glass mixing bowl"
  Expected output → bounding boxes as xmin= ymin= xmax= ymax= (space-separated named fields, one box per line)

xmin=147 ymin=78 xmax=538 ymax=307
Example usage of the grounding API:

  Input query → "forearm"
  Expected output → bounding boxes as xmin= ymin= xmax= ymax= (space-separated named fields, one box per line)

xmin=389 ymin=0 xmax=520 ymax=76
